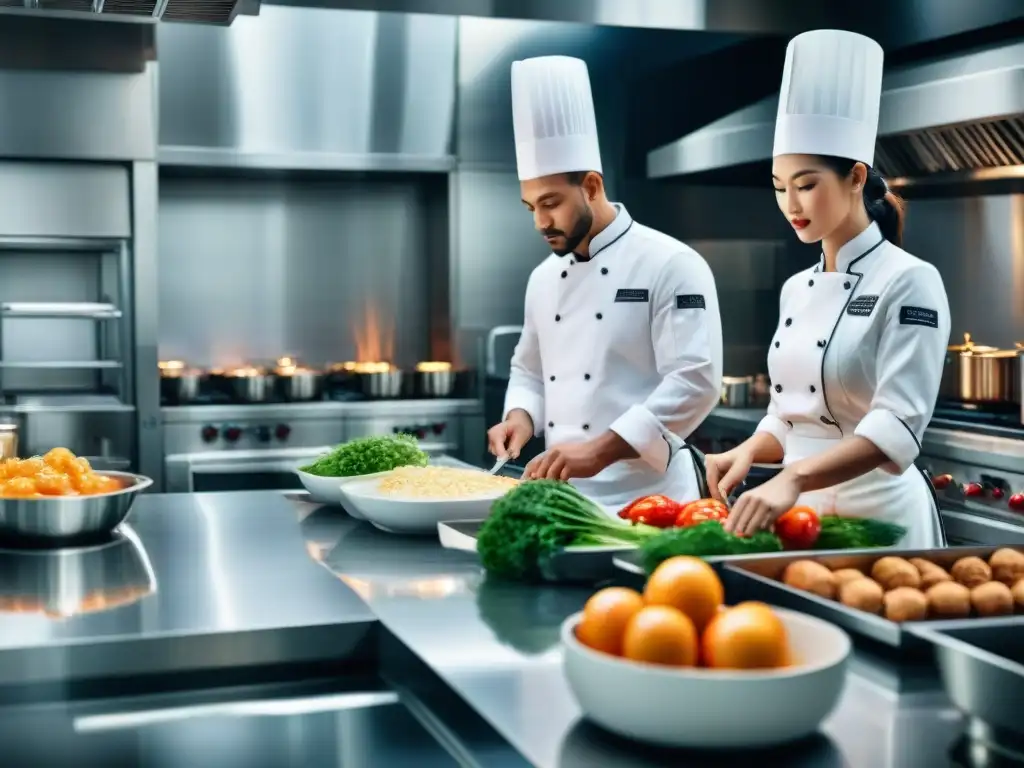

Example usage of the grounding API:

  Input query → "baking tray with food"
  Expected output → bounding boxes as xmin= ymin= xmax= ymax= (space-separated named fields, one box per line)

xmin=720 ymin=547 xmax=1024 ymax=652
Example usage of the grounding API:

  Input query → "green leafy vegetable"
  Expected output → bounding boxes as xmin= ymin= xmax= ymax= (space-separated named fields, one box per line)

xmin=300 ymin=434 xmax=428 ymax=477
xmin=812 ymin=516 xmax=907 ymax=550
xmin=477 ymin=482 xmax=910 ymax=582
xmin=639 ymin=522 xmax=783 ymax=574
xmin=477 ymin=480 xmax=658 ymax=581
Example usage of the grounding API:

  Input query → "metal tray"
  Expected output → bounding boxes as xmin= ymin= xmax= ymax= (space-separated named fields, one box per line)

xmin=907 ymin=619 xmax=1024 ymax=752
xmin=612 ymin=548 xmax=794 ymax=580
xmin=721 ymin=546 xmax=1024 ymax=653
xmin=437 ymin=519 xmax=634 ymax=584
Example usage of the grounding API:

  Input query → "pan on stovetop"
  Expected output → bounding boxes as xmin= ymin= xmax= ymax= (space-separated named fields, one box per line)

xmin=943 ymin=333 xmax=1021 ymax=406
xmin=272 ymin=357 xmax=322 ymax=402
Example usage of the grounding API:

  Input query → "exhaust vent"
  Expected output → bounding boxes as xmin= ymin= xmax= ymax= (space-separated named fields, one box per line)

xmin=648 ymin=40 xmax=1024 ymax=184
xmin=161 ymin=0 xmax=236 ymax=22
xmin=100 ymin=0 xmax=158 ymax=15
xmin=875 ymin=115 xmax=1024 ymax=178
xmin=0 ymin=0 xmax=254 ymax=23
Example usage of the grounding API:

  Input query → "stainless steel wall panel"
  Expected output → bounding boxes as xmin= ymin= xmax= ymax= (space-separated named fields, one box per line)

xmin=0 ymin=163 xmax=131 ymax=239
xmin=902 ymin=193 xmax=1024 ymax=350
xmin=0 ymin=65 xmax=156 ymax=162
xmin=156 ymin=175 xmax=442 ymax=370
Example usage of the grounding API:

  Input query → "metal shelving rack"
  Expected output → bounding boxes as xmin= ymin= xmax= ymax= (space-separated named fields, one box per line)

xmin=0 ymin=236 xmax=134 ymax=406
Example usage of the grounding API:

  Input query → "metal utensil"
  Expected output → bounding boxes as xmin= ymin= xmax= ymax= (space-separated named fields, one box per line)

xmin=0 ymin=471 xmax=153 ymax=543
xmin=488 ymin=455 xmax=510 ymax=475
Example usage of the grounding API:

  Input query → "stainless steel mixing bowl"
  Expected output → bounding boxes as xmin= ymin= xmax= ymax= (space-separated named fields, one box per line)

xmin=0 ymin=471 xmax=153 ymax=542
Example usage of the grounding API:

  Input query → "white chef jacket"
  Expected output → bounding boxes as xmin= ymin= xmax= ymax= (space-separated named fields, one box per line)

xmin=755 ymin=221 xmax=950 ymax=548
xmin=503 ymin=204 xmax=723 ymax=512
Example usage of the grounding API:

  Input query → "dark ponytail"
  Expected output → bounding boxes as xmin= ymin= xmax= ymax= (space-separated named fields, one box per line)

xmin=818 ymin=156 xmax=906 ymax=247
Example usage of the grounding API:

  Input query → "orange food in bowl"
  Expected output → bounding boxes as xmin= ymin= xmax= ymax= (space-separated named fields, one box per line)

xmin=622 ymin=606 xmax=698 ymax=667
xmin=0 ymin=448 xmax=125 ymax=499
xmin=576 ymin=587 xmax=645 ymax=656
xmin=643 ymin=556 xmax=724 ymax=632
xmin=701 ymin=602 xmax=789 ymax=670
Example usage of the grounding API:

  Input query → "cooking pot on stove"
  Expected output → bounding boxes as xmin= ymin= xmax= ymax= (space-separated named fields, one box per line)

xmin=224 ymin=367 xmax=273 ymax=403
xmin=159 ymin=360 xmax=203 ymax=404
xmin=942 ymin=333 xmax=1020 ymax=404
xmin=272 ymin=358 xmax=322 ymax=402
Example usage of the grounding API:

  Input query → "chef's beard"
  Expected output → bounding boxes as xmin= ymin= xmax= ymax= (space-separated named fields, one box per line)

xmin=543 ymin=198 xmax=593 ymax=257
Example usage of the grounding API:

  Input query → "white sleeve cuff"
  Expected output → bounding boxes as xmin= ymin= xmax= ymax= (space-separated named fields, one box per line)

xmin=503 ymin=387 xmax=544 ymax=437
xmin=610 ymin=404 xmax=670 ymax=472
xmin=755 ymin=414 xmax=789 ymax=451
xmin=854 ymin=408 xmax=920 ymax=475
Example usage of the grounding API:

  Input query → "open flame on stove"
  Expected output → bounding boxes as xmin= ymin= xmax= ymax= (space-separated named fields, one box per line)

xmin=353 ymin=302 xmax=394 ymax=365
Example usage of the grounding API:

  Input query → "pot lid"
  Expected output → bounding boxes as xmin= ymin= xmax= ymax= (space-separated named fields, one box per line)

xmin=948 ymin=332 xmax=998 ymax=353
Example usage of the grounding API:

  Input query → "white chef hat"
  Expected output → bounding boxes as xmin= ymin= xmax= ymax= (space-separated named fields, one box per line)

xmin=511 ymin=56 xmax=602 ymax=182
xmin=773 ymin=30 xmax=884 ymax=167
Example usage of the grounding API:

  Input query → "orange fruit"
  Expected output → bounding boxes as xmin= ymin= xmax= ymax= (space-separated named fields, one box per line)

xmin=643 ymin=556 xmax=724 ymax=631
xmin=576 ymin=587 xmax=645 ymax=656
xmin=702 ymin=603 xmax=789 ymax=670
xmin=622 ymin=606 xmax=699 ymax=667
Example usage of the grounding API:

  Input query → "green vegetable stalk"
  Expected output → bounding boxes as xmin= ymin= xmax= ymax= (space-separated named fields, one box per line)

xmin=300 ymin=434 xmax=428 ymax=477
xmin=477 ymin=480 xmax=660 ymax=581
xmin=813 ymin=516 xmax=906 ymax=550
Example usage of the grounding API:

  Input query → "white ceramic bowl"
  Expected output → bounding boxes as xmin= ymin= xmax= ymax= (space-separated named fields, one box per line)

xmin=340 ymin=475 xmax=508 ymax=535
xmin=294 ymin=469 xmax=392 ymax=520
xmin=561 ymin=606 xmax=850 ymax=749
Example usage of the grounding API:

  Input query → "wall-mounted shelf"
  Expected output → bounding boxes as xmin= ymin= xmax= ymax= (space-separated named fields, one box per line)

xmin=1 ymin=302 xmax=122 ymax=320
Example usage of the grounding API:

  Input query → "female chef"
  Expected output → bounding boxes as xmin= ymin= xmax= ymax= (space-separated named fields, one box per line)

xmin=706 ymin=29 xmax=951 ymax=548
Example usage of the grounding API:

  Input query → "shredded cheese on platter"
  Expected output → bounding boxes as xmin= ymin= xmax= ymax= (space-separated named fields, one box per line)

xmin=375 ymin=466 xmax=518 ymax=499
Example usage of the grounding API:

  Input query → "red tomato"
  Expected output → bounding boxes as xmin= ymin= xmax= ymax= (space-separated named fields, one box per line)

xmin=619 ymin=495 xmax=681 ymax=528
xmin=774 ymin=506 xmax=821 ymax=549
xmin=676 ymin=498 xmax=729 ymax=527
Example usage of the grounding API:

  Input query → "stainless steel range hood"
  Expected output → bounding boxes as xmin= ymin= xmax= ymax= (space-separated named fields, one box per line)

xmin=0 ymin=0 xmax=259 ymax=24
xmin=648 ymin=39 xmax=1024 ymax=184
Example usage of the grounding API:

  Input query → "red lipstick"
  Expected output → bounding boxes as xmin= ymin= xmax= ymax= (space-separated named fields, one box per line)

xmin=791 ymin=218 xmax=810 ymax=230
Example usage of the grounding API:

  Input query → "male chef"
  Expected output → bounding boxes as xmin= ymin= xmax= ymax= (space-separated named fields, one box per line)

xmin=486 ymin=55 xmax=724 ymax=511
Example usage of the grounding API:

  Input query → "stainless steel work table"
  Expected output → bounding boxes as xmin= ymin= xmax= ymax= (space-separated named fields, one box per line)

xmin=309 ymin=504 xmax=980 ymax=768
xmin=0 ymin=489 xmax=1003 ymax=766
xmin=0 ymin=491 xmax=376 ymax=687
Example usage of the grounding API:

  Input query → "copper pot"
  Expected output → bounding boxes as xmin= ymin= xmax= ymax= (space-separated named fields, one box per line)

xmin=944 ymin=334 xmax=1019 ymax=404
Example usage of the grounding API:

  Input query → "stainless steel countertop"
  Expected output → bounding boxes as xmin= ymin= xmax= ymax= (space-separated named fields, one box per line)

xmin=307 ymin=506 xmax=969 ymax=768
xmin=0 ymin=486 xmax=987 ymax=765
xmin=0 ymin=491 xmax=375 ymax=686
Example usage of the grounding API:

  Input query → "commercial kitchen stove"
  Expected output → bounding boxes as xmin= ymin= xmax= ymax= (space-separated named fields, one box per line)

xmin=160 ymin=398 xmax=486 ymax=493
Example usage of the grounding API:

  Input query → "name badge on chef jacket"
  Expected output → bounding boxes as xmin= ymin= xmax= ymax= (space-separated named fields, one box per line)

xmin=615 ymin=289 xmax=650 ymax=303
xmin=846 ymin=295 xmax=879 ymax=317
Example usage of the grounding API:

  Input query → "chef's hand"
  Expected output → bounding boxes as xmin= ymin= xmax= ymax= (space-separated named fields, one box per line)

xmin=705 ymin=448 xmax=754 ymax=504
xmin=487 ymin=409 xmax=534 ymax=460
xmin=524 ymin=440 xmax=609 ymax=481
xmin=723 ymin=470 xmax=801 ymax=537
